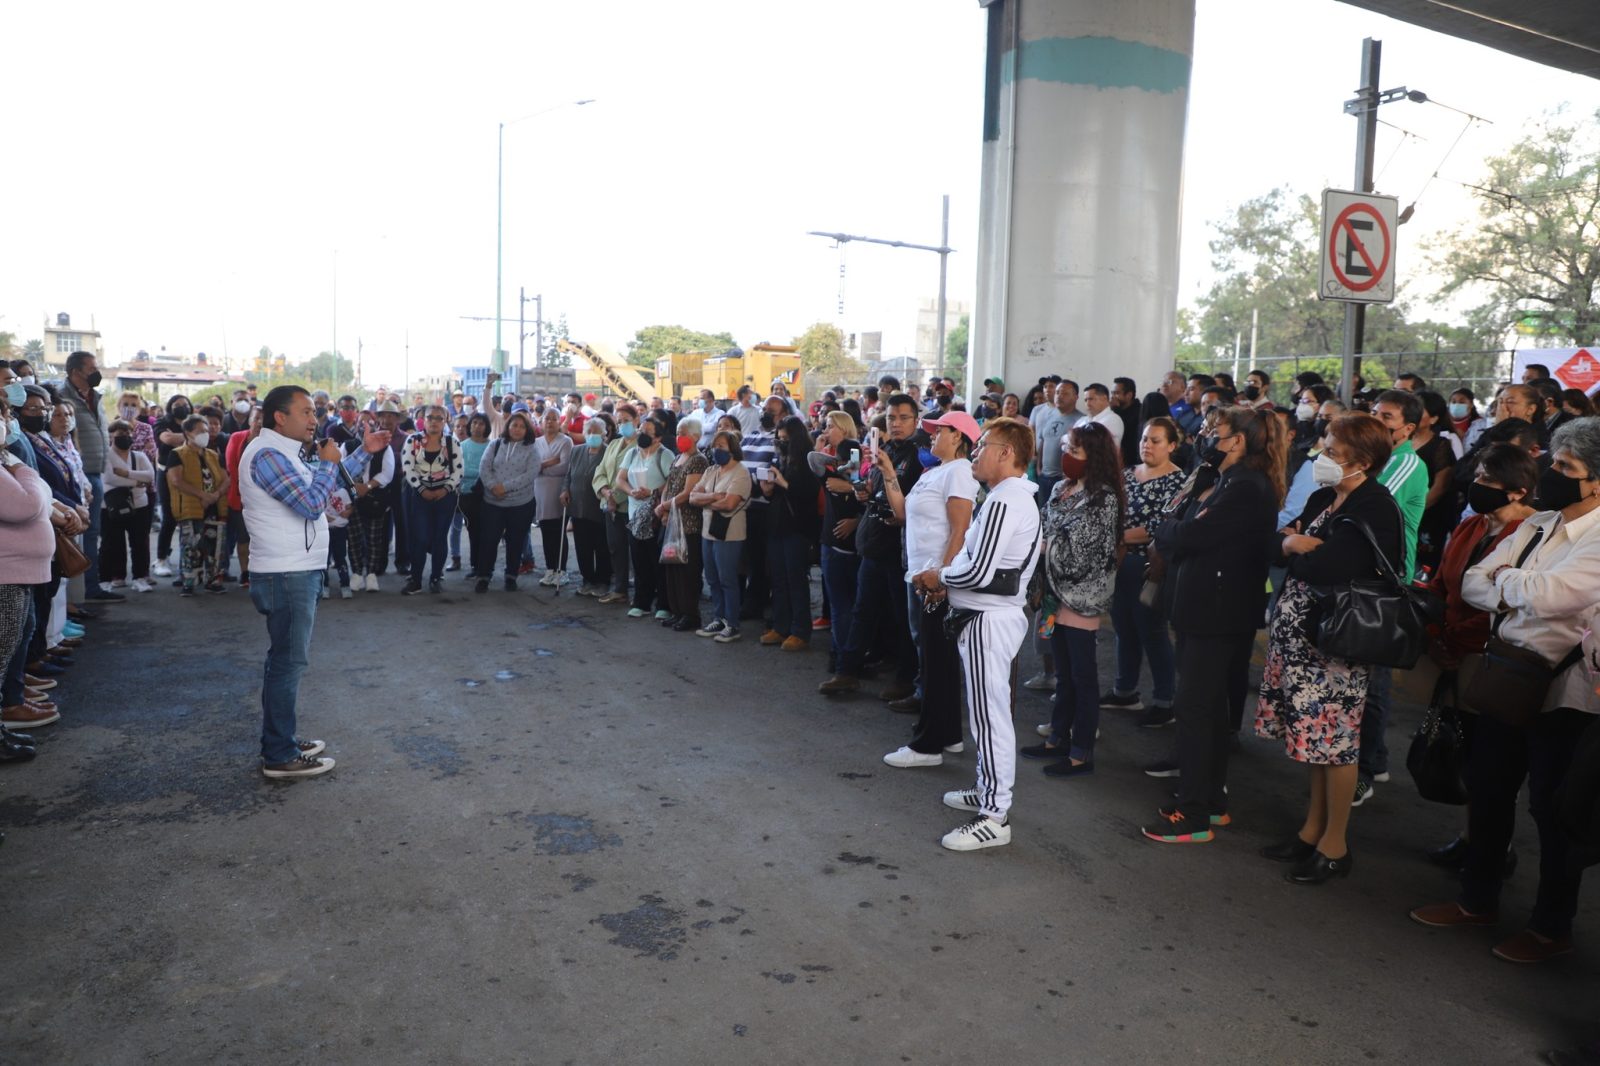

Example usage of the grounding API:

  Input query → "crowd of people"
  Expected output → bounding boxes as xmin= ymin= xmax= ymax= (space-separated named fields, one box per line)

xmin=3 ymin=353 xmax=1600 ymax=971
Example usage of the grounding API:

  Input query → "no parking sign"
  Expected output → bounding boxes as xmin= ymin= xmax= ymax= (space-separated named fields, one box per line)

xmin=1319 ymin=189 xmax=1398 ymax=304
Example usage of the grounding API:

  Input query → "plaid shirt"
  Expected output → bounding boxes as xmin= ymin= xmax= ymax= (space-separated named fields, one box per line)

xmin=250 ymin=445 xmax=370 ymax=521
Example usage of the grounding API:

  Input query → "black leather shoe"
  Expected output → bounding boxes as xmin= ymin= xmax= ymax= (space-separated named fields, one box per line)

xmin=660 ymin=614 xmax=681 ymax=628
xmin=1427 ymin=835 xmax=1469 ymax=868
xmin=1260 ymin=836 xmax=1317 ymax=864
xmin=0 ymin=740 xmax=38 ymax=762
xmin=1 ymin=726 xmax=34 ymax=746
xmin=671 ymin=617 xmax=698 ymax=632
xmin=1286 ymin=850 xmax=1353 ymax=885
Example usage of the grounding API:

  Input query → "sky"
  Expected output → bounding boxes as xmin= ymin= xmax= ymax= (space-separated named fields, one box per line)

xmin=3 ymin=0 xmax=1598 ymax=388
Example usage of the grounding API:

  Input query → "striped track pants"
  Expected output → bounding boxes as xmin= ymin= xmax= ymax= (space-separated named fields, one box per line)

xmin=958 ymin=606 xmax=1029 ymax=821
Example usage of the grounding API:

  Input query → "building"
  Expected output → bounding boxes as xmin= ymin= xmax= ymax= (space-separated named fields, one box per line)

xmin=41 ymin=312 xmax=105 ymax=374
xmin=113 ymin=348 xmax=237 ymax=402
xmin=913 ymin=298 xmax=970 ymax=371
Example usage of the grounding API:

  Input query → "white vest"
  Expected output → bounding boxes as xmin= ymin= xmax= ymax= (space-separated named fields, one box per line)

xmin=240 ymin=428 xmax=330 ymax=574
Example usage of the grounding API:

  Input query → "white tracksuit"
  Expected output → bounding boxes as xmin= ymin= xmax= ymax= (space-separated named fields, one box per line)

xmin=941 ymin=475 xmax=1041 ymax=821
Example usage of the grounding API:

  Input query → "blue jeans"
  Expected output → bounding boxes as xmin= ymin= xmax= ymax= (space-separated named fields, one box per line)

xmin=249 ymin=569 xmax=321 ymax=764
xmin=1048 ymin=623 xmax=1099 ymax=760
xmin=405 ymin=487 xmax=457 ymax=583
xmin=1035 ymin=474 xmax=1060 ymax=509
xmin=83 ymin=472 xmax=104 ymax=591
xmin=1358 ymin=665 xmax=1392 ymax=780
xmin=840 ymin=555 xmax=913 ymax=681
xmin=821 ymin=546 xmax=858 ymax=673
xmin=449 ymin=509 xmax=464 ymax=559
xmin=704 ymin=537 xmax=743 ymax=625
xmin=767 ymin=530 xmax=812 ymax=640
xmin=1110 ymin=552 xmax=1175 ymax=706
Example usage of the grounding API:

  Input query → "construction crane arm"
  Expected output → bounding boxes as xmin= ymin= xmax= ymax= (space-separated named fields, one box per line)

xmin=556 ymin=339 xmax=656 ymax=405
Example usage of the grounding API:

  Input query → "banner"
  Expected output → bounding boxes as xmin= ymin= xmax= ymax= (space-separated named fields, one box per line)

xmin=1513 ymin=348 xmax=1600 ymax=395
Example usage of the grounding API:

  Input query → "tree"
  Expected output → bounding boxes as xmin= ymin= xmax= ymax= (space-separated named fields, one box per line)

xmin=1434 ymin=108 xmax=1600 ymax=346
xmin=23 ymin=339 xmax=43 ymax=359
xmin=0 ymin=330 xmax=14 ymax=359
xmin=300 ymin=351 xmax=355 ymax=390
xmin=624 ymin=324 xmax=738 ymax=369
xmin=794 ymin=321 xmax=865 ymax=384
xmin=945 ymin=314 xmax=969 ymax=389
xmin=541 ymin=314 xmax=572 ymax=369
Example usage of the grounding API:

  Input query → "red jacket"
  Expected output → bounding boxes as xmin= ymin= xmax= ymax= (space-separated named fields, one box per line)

xmin=1429 ymin=512 xmax=1526 ymax=663
xmin=225 ymin=430 xmax=251 ymax=512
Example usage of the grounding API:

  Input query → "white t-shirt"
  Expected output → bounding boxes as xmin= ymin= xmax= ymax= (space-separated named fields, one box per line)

xmin=903 ymin=458 xmax=980 ymax=580
xmin=1089 ymin=405 xmax=1123 ymax=447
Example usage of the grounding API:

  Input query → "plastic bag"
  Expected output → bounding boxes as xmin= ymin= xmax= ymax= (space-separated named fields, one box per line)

xmin=659 ymin=499 xmax=688 ymax=565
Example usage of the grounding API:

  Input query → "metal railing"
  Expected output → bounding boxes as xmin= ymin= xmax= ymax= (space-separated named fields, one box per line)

xmin=1177 ymin=348 xmax=1514 ymax=404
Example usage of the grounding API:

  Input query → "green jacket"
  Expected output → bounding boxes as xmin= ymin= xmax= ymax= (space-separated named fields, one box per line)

xmin=592 ymin=437 xmax=636 ymax=513
xmin=1377 ymin=439 xmax=1427 ymax=582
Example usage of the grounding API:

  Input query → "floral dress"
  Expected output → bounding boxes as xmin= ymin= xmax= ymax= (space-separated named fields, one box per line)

xmin=662 ymin=449 xmax=709 ymax=538
xmin=1254 ymin=506 xmax=1370 ymax=765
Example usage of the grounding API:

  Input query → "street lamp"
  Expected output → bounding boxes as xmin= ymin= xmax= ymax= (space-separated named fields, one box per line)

xmin=496 ymin=99 xmax=594 ymax=378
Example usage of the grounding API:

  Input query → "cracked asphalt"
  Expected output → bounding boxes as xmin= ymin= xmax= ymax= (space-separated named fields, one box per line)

xmin=2 ymin=579 xmax=1594 ymax=1064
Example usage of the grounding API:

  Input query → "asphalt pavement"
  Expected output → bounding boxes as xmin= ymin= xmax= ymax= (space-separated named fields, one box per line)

xmin=1 ymin=575 xmax=1594 ymax=1065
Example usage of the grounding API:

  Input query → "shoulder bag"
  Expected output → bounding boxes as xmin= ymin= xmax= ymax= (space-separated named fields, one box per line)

xmin=1461 ymin=525 xmax=1583 ymax=728
xmin=55 ymin=531 xmax=90 ymax=578
xmin=1306 ymin=505 xmax=1439 ymax=669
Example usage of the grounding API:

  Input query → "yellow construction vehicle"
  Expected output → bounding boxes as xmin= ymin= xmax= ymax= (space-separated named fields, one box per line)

xmin=654 ymin=343 xmax=804 ymax=403
xmin=556 ymin=339 xmax=656 ymax=405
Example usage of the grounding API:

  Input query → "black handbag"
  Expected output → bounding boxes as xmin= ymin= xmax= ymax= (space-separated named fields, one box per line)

xmin=1306 ymin=509 xmax=1439 ymax=669
xmin=1406 ymin=670 xmax=1469 ymax=805
xmin=103 ymin=486 xmax=135 ymax=516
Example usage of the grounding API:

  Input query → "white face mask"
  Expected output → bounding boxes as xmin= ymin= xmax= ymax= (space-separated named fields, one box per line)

xmin=191 ymin=431 xmax=211 ymax=449
xmin=1295 ymin=402 xmax=1317 ymax=421
xmin=234 ymin=400 xmax=251 ymax=415
xmin=16 ymin=376 xmax=35 ymax=387
xmin=1311 ymin=452 xmax=1355 ymax=487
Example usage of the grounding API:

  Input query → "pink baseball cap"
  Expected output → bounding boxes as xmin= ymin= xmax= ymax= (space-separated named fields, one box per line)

xmin=922 ymin=410 xmax=981 ymax=443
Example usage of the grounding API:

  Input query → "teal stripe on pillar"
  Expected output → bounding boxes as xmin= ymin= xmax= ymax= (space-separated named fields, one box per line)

xmin=1000 ymin=36 xmax=1191 ymax=94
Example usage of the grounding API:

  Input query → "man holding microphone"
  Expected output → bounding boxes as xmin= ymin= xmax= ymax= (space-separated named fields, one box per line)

xmin=242 ymin=385 xmax=390 ymax=779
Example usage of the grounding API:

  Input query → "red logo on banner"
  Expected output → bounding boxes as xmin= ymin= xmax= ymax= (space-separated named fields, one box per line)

xmin=1558 ymin=349 xmax=1600 ymax=393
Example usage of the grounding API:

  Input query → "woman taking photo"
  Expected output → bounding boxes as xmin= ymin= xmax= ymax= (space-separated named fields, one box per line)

xmin=1022 ymin=421 xmax=1124 ymax=778
xmin=534 ymin=409 xmax=574 ymax=587
xmin=759 ymin=415 xmax=821 ymax=650
xmin=399 ymin=405 xmax=463 ymax=595
xmin=654 ymin=417 xmax=709 ymax=630
xmin=477 ymin=410 xmax=540 ymax=592
xmin=616 ymin=413 xmax=673 ymax=619
xmin=562 ymin=417 xmax=614 ymax=597
xmin=101 ymin=418 xmax=157 ymax=592
xmin=879 ymin=411 xmax=979 ymax=768
xmin=1252 ymin=413 xmax=1398 ymax=880
xmin=690 ymin=430 xmax=753 ymax=642
xmin=1143 ymin=405 xmax=1285 ymax=846
xmin=1103 ymin=417 xmax=1185 ymax=718
xmin=1411 ymin=419 xmax=1600 ymax=963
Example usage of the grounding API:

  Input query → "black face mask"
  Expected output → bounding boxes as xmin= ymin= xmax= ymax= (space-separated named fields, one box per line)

xmin=1198 ymin=435 xmax=1226 ymax=467
xmin=1243 ymin=384 xmax=1261 ymax=401
xmin=172 ymin=406 xmax=191 ymax=419
xmin=1467 ymin=482 xmax=1513 ymax=515
xmin=79 ymin=370 xmax=103 ymax=389
xmin=112 ymin=434 xmax=134 ymax=450
xmin=759 ymin=413 xmax=776 ymax=431
xmin=1311 ymin=418 xmax=1329 ymax=439
xmin=1537 ymin=466 xmax=1588 ymax=511
xmin=636 ymin=432 xmax=654 ymax=449
xmin=18 ymin=413 xmax=46 ymax=434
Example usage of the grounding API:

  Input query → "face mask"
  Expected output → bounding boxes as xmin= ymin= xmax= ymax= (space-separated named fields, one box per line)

xmin=1311 ymin=453 xmax=1357 ymax=487
xmin=1295 ymin=402 xmax=1316 ymax=421
xmin=1311 ymin=418 xmax=1329 ymax=439
xmin=1449 ymin=403 xmax=1470 ymax=420
xmin=1199 ymin=436 xmax=1227 ymax=467
xmin=677 ymin=436 xmax=695 ymax=454
xmin=1243 ymin=384 xmax=1261 ymax=401
xmin=1060 ymin=452 xmax=1088 ymax=480
xmin=120 ymin=404 xmax=140 ymax=420
xmin=191 ymin=432 xmax=211 ymax=449
xmin=83 ymin=370 xmax=103 ymax=389
xmin=172 ymin=406 xmax=191 ymax=419
xmin=1537 ymin=466 xmax=1589 ymax=511
xmin=917 ymin=446 xmax=942 ymax=469
xmin=16 ymin=376 xmax=34 ymax=387
xmin=464 ymin=403 xmax=476 ymax=413
xmin=234 ymin=400 xmax=251 ymax=415
xmin=18 ymin=413 xmax=46 ymax=434
xmin=636 ymin=431 xmax=654 ymax=449
xmin=112 ymin=433 xmax=134 ymax=450
xmin=1467 ymin=482 xmax=1513 ymax=514
xmin=618 ymin=422 xmax=636 ymax=438
xmin=760 ymin=413 xmax=776 ymax=431
xmin=3 ymin=382 xmax=24 ymax=407
xmin=585 ymin=433 xmax=605 ymax=449
xmin=711 ymin=448 xmax=731 ymax=466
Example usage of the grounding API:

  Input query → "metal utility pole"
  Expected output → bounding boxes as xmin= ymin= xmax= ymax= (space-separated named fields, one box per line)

xmin=532 ymin=293 xmax=543 ymax=371
xmin=808 ymin=194 xmax=954 ymax=383
xmin=1341 ymin=38 xmax=1382 ymax=404
xmin=517 ymin=289 xmax=543 ymax=373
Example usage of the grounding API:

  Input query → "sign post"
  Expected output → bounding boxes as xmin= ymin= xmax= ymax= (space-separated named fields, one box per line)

xmin=1320 ymin=190 xmax=1399 ymax=304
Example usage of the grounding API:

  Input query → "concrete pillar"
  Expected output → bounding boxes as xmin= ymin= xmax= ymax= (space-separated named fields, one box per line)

xmin=972 ymin=0 xmax=1195 ymax=408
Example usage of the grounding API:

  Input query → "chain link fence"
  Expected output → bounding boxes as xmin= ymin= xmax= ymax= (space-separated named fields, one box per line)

xmin=1177 ymin=349 xmax=1514 ymax=405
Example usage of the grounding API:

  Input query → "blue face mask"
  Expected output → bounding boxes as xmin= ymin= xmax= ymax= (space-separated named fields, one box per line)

xmin=917 ymin=446 xmax=941 ymax=469
xmin=3 ymin=382 xmax=24 ymax=407
xmin=3 ymin=416 xmax=17 ymax=446
xmin=711 ymin=448 xmax=731 ymax=467
xmin=585 ymin=433 xmax=605 ymax=448
xmin=618 ymin=422 xmax=636 ymax=438
xmin=1448 ymin=402 xmax=1470 ymax=420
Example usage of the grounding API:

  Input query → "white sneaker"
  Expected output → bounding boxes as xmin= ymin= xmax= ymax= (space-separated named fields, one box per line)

xmin=1373 ymin=771 xmax=1392 ymax=783
xmin=883 ymin=746 xmax=943 ymax=768
xmin=132 ymin=579 xmax=154 ymax=593
xmin=941 ymin=815 xmax=1011 ymax=852
xmin=108 ymin=580 xmax=129 ymax=589
xmin=340 ymin=586 xmax=354 ymax=599
xmin=943 ymin=789 xmax=983 ymax=813
xmin=943 ymin=742 xmax=964 ymax=754
xmin=366 ymin=573 xmax=380 ymax=593
xmin=1036 ymin=723 xmax=1051 ymax=737
xmin=540 ymin=569 xmax=559 ymax=587
xmin=320 ymin=584 xmax=331 ymax=600
xmin=152 ymin=561 xmax=173 ymax=577
xmin=1023 ymin=672 xmax=1056 ymax=691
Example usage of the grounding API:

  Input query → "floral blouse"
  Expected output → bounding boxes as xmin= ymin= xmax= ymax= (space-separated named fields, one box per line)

xmin=663 ymin=449 xmax=709 ymax=537
xmin=1121 ymin=466 xmax=1186 ymax=557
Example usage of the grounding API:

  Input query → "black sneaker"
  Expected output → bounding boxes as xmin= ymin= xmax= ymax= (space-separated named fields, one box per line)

xmin=1100 ymin=691 xmax=1144 ymax=710
xmin=401 ymin=579 xmax=424 ymax=596
xmin=1141 ymin=807 xmax=1214 ymax=844
xmin=475 ymin=578 xmax=489 ymax=594
xmin=504 ymin=578 xmax=518 ymax=592
xmin=1141 ymin=758 xmax=1180 ymax=778
xmin=1139 ymin=705 xmax=1176 ymax=729
xmin=428 ymin=578 xmax=443 ymax=594
xmin=262 ymin=754 xmax=336 ymax=779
